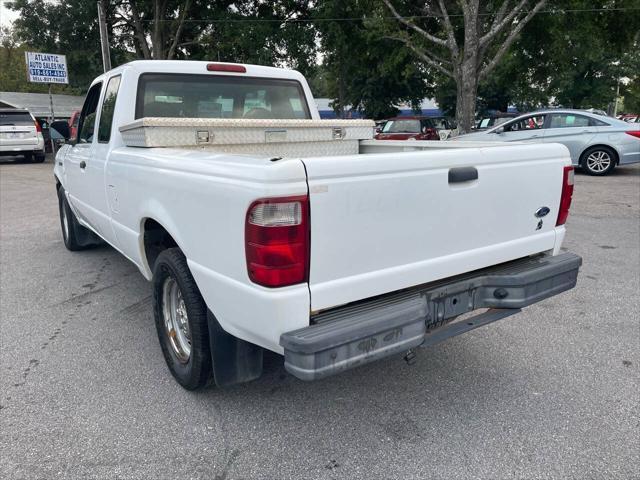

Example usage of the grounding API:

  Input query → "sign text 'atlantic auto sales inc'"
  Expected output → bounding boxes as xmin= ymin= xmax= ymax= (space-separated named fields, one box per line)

xmin=25 ymin=52 xmax=69 ymax=84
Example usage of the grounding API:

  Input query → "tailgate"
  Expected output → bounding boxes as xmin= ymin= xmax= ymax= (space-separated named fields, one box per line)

xmin=303 ymin=143 xmax=570 ymax=311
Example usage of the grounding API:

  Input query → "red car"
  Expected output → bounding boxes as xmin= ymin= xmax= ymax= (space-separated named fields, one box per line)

xmin=68 ymin=110 xmax=80 ymax=141
xmin=374 ymin=116 xmax=440 ymax=141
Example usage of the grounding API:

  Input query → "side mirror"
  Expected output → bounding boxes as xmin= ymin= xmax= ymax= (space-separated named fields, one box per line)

xmin=50 ymin=120 xmax=71 ymax=140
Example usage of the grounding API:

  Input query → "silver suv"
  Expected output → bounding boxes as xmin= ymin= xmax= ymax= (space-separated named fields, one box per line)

xmin=0 ymin=109 xmax=46 ymax=163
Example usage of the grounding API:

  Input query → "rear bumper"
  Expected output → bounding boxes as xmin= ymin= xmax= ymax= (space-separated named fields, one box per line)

xmin=280 ymin=252 xmax=582 ymax=381
xmin=0 ymin=146 xmax=45 ymax=156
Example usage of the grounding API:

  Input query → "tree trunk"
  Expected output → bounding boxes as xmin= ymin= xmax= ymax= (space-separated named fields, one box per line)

xmin=455 ymin=59 xmax=479 ymax=135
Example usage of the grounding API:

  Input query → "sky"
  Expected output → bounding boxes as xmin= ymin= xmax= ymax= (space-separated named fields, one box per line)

xmin=0 ymin=0 xmax=19 ymax=28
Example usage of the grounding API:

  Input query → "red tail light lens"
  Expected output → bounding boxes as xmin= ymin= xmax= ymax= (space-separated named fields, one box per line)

xmin=34 ymin=121 xmax=42 ymax=133
xmin=207 ymin=63 xmax=246 ymax=73
xmin=245 ymin=195 xmax=309 ymax=287
xmin=556 ymin=166 xmax=574 ymax=226
xmin=625 ymin=130 xmax=640 ymax=139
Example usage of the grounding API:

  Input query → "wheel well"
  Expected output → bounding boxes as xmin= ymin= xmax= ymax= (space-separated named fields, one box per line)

xmin=580 ymin=144 xmax=620 ymax=165
xmin=143 ymin=219 xmax=178 ymax=272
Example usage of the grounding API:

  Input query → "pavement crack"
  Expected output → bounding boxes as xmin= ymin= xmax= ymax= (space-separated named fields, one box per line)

xmin=53 ymin=281 xmax=119 ymax=307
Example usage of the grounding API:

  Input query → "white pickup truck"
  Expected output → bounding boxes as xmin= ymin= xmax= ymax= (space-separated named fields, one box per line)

xmin=51 ymin=60 xmax=581 ymax=390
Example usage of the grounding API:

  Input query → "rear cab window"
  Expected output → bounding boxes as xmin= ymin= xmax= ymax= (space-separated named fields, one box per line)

xmin=135 ymin=74 xmax=311 ymax=120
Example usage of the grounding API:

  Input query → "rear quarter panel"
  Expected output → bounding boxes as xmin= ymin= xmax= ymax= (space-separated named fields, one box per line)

xmin=106 ymin=148 xmax=311 ymax=352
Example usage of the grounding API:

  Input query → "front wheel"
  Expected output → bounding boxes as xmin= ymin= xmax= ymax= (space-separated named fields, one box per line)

xmin=581 ymin=146 xmax=616 ymax=176
xmin=57 ymin=187 xmax=92 ymax=251
xmin=153 ymin=248 xmax=212 ymax=390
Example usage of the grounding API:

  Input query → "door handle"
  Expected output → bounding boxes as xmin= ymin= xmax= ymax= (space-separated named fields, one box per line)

xmin=449 ymin=167 xmax=478 ymax=183
xmin=79 ymin=160 xmax=86 ymax=169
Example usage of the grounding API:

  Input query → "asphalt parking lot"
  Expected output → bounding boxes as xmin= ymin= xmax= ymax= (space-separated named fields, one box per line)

xmin=1 ymin=155 xmax=639 ymax=479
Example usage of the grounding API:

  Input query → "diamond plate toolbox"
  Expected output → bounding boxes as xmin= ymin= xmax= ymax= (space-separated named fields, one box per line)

xmin=119 ymin=117 xmax=375 ymax=157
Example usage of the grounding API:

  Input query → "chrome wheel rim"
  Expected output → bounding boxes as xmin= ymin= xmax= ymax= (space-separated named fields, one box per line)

xmin=161 ymin=276 xmax=191 ymax=363
xmin=61 ymin=204 xmax=69 ymax=241
xmin=586 ymin=151 xmax=611 ymax=173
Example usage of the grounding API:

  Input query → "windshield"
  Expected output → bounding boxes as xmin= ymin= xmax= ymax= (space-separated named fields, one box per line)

xmin=0 ymin=112 xmax=33 ymax=126
xmin=136 ymin=73 xmax=311 ymax=120
xmin=382 ymin=119 xmax=421 ymax=133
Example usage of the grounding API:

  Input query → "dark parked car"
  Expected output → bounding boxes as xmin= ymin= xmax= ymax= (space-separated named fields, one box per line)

xmin=374 ymin=116 xmax=439 ymax=141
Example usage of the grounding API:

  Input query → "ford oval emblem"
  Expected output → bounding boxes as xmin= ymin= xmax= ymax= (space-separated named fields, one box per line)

xmin=535 ymin=206 xmax=550 ymax=218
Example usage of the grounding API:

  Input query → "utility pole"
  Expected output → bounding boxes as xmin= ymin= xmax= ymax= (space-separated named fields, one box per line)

xmin=97 ymin=0 xmax=111 ymax=72
xmin=48 ymin=83 xmax=56 ymax=155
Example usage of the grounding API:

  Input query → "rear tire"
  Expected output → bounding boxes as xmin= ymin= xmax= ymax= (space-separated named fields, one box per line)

xmin=153 ymin=248 xmax=212 ymax=390
xmin=581 ymin=146 xmax=616 ymax=176
xmin=34 ymin=154 xmax=45 ymax=163
xmin=57 ymin=186 xmax=91 ymax=251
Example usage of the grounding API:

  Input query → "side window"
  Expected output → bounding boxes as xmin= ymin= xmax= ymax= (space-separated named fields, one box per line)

xmin=77 ymin=82 xmax=103 ymax=144
xmin=98 ymin=75 xmax=121 ymax=143
xmin=590 ymin=117 xmax=609 ymax=127
xmin=549 ymin=114 xmax=590 ymax=128
xmin=504 ymin=114 xmax=546 ymax=132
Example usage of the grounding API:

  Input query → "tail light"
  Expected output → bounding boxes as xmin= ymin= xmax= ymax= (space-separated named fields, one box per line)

xmin=625 ymin=130 xmax=640 ymax=139
xmin=34 ymin=121 xmax=42 ymax=133
xmin=556 ymin=166 xmax=574 ymax=226
xmin=245 ymin=195 xmax=309 ymax=287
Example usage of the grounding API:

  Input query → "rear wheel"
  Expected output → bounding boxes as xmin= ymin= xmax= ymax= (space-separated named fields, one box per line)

xmin=34 ymin=154 xmax=45 ymax=163
xmin=581 ymin=146 xmax=616 ymax=176
xmin=153 ymin=248 xmax=212 ymax=390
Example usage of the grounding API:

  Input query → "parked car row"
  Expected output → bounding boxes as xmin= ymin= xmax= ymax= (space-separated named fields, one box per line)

xmin=617 ymin=113 xmax=639 ymax=123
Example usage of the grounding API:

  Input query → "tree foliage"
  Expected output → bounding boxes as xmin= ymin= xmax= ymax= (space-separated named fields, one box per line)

xmin=4 ymin=0 xmax=640 ymax=119
xmin=315 ymin=0 xmax=430 ymax=119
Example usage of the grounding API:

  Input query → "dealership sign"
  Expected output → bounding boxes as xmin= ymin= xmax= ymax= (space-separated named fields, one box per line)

xmin=24 ymin=52 xmax=69 ymax=84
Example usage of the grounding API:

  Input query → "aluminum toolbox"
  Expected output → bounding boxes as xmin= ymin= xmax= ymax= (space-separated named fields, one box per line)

xmin=119 ymin=118 xmax=375 ymax=157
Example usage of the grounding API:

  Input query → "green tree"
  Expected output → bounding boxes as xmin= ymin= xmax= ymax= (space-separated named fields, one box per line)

xmin=316 ymin=0 xmax=430 ymax=119
xmin=381 ymin=0 xmax=547 ymax=132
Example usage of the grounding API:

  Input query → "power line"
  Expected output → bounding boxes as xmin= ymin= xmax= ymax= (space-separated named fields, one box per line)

xmin=134 ymin=7 xmax=640 ymax=23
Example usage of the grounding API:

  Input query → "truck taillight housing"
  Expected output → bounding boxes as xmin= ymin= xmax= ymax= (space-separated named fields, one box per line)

xmin=245 ymin=195 xmax=309 ymax=287
xmin=34 ymin=121 xmax=42 ymax=133
xmin=556 ymin=166 xmax=574 ymax=226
